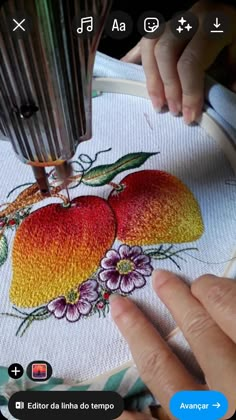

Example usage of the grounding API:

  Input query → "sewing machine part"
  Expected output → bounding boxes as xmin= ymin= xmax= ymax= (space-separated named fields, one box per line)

xmin=0 ymin=0 xmax=112 ymax=195
xmin=32 ymin=167 xmax=50 ymax=196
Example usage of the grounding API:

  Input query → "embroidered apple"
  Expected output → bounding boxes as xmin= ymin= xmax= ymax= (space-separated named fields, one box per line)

xmin=10 ymin=196 xmax=116 ymax=308
xmin=108 ymin=170 xmax=204 ymax=245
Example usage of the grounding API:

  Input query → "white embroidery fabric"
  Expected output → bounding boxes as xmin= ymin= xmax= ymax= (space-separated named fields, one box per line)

xmin=0 ymin=55 xmax=236 ymax=387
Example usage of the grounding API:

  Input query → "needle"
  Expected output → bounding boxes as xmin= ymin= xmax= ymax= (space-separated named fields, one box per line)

xmin=65 ymin=186 xmax=71 ymax=204
xmin=55 ymin=162 xmax=72 ymax=205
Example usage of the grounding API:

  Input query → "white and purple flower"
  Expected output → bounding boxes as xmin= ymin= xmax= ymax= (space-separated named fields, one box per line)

xmin=99 ymin=245 xmax=153 ymax=294
xmin=47 ymin=279 xmax=99 ymax=322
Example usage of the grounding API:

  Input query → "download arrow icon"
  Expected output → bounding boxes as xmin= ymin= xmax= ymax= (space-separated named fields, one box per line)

xmin=213 ymin=17 xmax=221 ymax=28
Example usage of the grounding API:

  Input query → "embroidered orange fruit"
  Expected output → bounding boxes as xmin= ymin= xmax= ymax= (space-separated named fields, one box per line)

xmin=108 ymin=170 xmax=204 ymax=245
xmin=10 ymin=196 xmax=116 ymax=308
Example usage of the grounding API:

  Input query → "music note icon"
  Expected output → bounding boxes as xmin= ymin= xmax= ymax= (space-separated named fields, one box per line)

xmin=77 ymin=16 xmax=94 ymax=34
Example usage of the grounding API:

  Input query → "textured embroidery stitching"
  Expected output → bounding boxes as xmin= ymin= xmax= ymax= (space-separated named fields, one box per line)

xmin=0 ymin=149 xmax=203 ymax=335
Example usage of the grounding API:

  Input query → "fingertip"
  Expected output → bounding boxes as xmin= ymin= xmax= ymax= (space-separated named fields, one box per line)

xmin=191 ymin=274 xmax=220 ymax=296
xmin=152 ymin=269 xmax=174 ymax=290
xmin=182 ymin=96 xmax=203 ymax=124
xmin=120 ymin=55 xmax=129 ymax=62
xmin=182 ymin=107 xmax=193 ymax=124
xmin=109 ymin=293 xmax=126 ymax=317
xmin=167 ymin=99 xmax=182 ymax=116
xmin=120 ymin=44 xmax=141 ymax=64
xmin=149 ymin=95 xmax=165 ymax=112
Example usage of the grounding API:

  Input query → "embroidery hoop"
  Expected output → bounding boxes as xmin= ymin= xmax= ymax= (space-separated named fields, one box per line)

xmin=75 ymin=77 xmax=236 ymax=384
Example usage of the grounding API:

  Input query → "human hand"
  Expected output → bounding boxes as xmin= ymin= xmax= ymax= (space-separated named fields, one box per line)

xmin=110 ymin=271 xmax=236 ymax=419
xmin=122 ymin=1 xmax=236 ymax=124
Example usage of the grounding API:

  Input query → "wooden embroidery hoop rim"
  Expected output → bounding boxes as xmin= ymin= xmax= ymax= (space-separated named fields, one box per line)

xmin=79 ymin=77 xmax=236 ymax=385
xmin=93 ymin=77 xmax=236 ymax=173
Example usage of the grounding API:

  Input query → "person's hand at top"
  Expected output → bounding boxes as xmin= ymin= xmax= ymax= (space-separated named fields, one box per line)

xmin=110 ymin=271 xmax=236 ymax=420
xmin=122 ymin=1 xmax=236 ymax=124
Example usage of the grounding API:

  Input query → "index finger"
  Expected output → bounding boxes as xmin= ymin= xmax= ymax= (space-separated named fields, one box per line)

xmin=177 ymin=32 xmax=233 ymax=124
xmin=152 ymin=270 xmax=236 ymax=411
xmin=110 ymin=295 xmax=203 ymax=419
xmin=191 ymin=275 xmax=236 ymax=344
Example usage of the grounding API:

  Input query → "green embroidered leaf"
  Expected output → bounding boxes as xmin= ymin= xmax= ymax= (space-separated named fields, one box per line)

xmin=0 ymin=235 xmax=8 ymax=267
xmin=82 ymin=152 xmax=159 ymax=187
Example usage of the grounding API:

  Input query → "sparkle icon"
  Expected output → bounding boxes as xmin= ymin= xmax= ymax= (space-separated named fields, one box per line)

xmin=172 ymin=12 xmax=198 ymax=38
xmin=176 ymin=26 xmax=184 ymax=33
xmin=185 ymin=23 xmax=192 ymax=31
xmin=178 ymin=17 xmax=187 ymax=25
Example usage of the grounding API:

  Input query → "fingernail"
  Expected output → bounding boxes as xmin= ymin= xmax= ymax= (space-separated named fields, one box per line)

xmin=168 ymin=100 xmax=180 ymax=116
xmin=109 ymin=293 xmax=122 ymax=303
xmin=153 ymin=269 xmax=171 ymax=288
xmin=150 ymin=96 xmax=164 ymax=113
xmin=183 ymin=107 xmax=195 ymax=124
xmin=109 ymin=294 xmax=127 ymax=318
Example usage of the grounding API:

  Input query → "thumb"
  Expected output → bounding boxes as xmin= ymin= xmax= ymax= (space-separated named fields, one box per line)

xmin=121 ymin=42 xmax=141 ymax=64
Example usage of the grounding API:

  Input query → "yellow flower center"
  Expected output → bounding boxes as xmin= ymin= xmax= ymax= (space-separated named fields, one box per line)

xmin=66 ymin=289 xmax=80 ymax=304
xmin=116 ymin=259 xmax=135 ymax=275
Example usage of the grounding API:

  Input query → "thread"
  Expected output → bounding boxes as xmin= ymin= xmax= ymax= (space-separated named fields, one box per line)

xmin=0 ymin=183 xmax=71 ymax=220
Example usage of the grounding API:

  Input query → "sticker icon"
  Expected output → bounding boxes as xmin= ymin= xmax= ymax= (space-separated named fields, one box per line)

xmin=26 ymin=360 xmax=52 ymax=382
xmin=137 ymin=11 xmax=165 ymax=39
xmin=144 ymin=17 xmax=159 ymax=33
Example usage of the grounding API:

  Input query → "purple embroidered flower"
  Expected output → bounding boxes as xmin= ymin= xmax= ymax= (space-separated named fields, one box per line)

xmin=47 ymin=279 xmax=99 ymax=322
xmin=99 ymin=244 xmax=153 ymax=294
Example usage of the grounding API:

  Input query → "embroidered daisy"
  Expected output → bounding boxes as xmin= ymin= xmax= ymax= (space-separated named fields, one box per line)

xmin=47 ymin=279 xmax=99 ymax=322
xmin=99 ymin=244 xmax=153 ymax=294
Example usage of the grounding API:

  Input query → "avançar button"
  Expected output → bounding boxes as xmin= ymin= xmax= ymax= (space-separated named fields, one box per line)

xmin=170 ymin=390 xmax=228 ymax=420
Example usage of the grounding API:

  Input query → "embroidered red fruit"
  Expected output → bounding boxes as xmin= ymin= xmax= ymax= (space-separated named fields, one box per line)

xmin=10 ymin=196 xmax=116 ymax=308
xmin=108 ymin=170 xmax=204 ymax=245
xmin=0 ymin=219 xmax=5 ymax=228
xmin=103 ymin=292 xmax=110 ymax=300
xmin=97 ymin=301 xmax=105 ymax=309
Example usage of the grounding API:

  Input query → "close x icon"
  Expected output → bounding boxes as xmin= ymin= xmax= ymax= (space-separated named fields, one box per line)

xmin=4 ymin=12 xmax=33 ymax=37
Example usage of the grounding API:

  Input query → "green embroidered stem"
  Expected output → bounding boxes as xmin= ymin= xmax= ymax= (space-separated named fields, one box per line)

xmin=82 ymin=152 xmax=158 ymax=187
xmin=7 ymin=183 xmax=35 ymax=199
xmin=12 ymin=307 xmax=33 ymax=316
xmin=109 ymin=182 xmax=124 ymax=191
xmin=18 ymin=312 xmax=51 ymax=337
xmin=0 ymin=235 xmax=8 ymax=267
xmin=68 ymin=149 xmax=113 ymax=190
xmin=1 ymin=306 xmax=51 ymax=337
xmin=145 ymin=245 xmax=198 ymax=270
xmin=0 ymin=313 xmax=25 ymax=320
